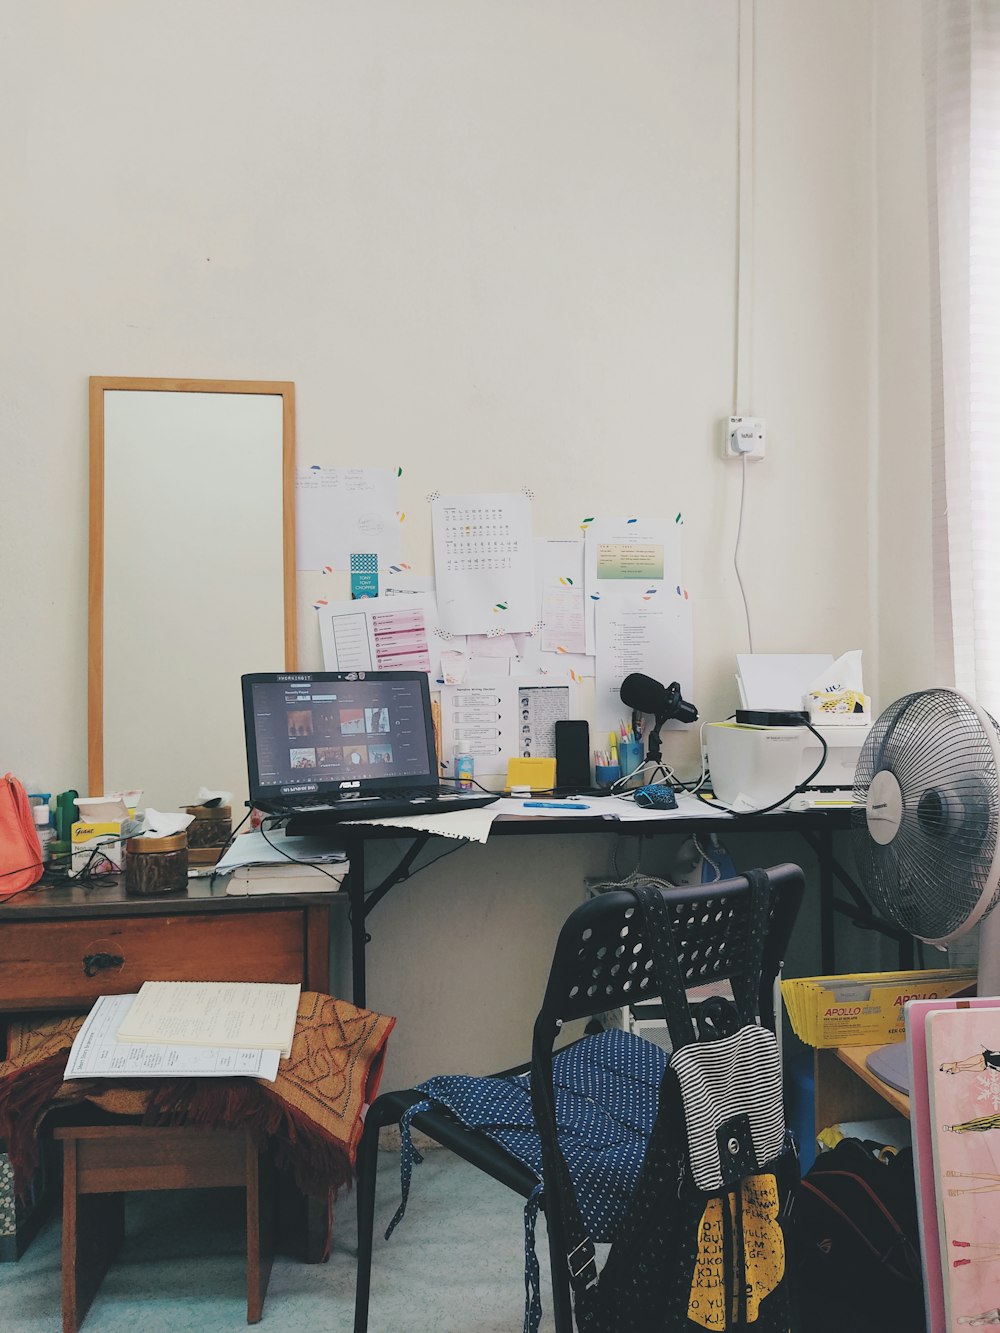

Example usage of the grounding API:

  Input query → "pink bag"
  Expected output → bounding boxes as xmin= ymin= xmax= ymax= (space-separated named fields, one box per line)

xmin=0 ymin=773 xmax=43 ymax=899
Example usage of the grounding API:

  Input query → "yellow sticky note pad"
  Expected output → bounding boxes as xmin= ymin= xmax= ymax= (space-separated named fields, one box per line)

xmin=505 ymin=758 xmax=556 ymax=793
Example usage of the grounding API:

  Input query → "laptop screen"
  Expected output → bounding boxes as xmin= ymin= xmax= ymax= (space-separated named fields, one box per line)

xmin=242 ymin=671 xmax=437 ymax=801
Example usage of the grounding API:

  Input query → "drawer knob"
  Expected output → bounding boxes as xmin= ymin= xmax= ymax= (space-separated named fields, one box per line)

xmin=83 ymin=952 xmax=124 ymax=978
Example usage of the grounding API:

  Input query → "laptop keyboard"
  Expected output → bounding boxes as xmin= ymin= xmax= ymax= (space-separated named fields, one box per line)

xmin=264 ymin=789 xmax=499 ymax=822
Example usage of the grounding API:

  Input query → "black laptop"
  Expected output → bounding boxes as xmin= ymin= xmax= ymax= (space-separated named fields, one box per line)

xmin=242 ymin=671 xmax=498 ymax=823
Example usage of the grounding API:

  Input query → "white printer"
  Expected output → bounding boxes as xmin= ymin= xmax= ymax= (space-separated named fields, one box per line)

xmin=704 ymin=653 xmax=871 ymax=809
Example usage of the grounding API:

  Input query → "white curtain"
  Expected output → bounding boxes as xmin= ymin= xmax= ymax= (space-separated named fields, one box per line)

xmin=926 ymin=1 xmax=1000 ymax=712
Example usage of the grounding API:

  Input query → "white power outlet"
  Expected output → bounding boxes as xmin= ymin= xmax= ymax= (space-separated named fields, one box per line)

xmin=722 ymin=416 xmax=766 ymax=460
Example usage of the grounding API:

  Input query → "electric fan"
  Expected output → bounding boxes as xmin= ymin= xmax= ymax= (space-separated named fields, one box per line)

xmin=852 ymin=687 xmax=1000 ymax=996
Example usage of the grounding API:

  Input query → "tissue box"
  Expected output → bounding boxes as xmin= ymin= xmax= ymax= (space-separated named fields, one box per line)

xmin=71 ymin=820 xmax=124 ymax=875
xmin=807 ymin=689 xmax=871 ymax=726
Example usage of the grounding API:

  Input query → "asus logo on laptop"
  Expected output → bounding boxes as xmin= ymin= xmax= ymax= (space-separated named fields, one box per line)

xmin=339 ymin=780 xmax=361 ymax=790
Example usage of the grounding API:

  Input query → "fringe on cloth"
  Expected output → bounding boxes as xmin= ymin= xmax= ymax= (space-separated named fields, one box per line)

xmin=0 ymin=1052 xmax=70 ymax=1195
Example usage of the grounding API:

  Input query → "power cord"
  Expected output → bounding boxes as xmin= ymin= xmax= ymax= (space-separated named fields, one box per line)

xmin=697 ymin=721 xmax=829 ymax=816
xmin=733 ymin=448 xmax=754 ymax=652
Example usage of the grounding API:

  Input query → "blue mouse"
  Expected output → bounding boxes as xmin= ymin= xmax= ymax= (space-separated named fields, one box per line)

xmin=633 ymin=784 xmax=677 ymax=810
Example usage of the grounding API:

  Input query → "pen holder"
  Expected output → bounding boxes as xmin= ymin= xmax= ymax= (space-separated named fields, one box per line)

xmin=620 ymin=741 xmax=644 ymax=786
xmin=595 ymin=764 xmax=621 ymax=790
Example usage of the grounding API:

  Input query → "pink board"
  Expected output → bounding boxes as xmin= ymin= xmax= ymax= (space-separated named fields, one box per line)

xmin=923 ymin=1005 xmax=1000 ymax=1329
xmin=906 ymin=998 xmax=1000 ymax=1333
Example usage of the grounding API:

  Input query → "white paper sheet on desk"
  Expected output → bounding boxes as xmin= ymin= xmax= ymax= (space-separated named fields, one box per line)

xmin=296 ymin=466 xmax=400 ymax=572
xmin=341 ymin=806 xmax=503 ymax=843
xmin=215 ymin=828 xmax=348 ymax=873
xmin=488 ymin=797 xmax=614 ymax=819
xmin=609 ymin=791 xmax=732 ymax=821
xmin=64 ymin=994 xmax=282 ymax=1082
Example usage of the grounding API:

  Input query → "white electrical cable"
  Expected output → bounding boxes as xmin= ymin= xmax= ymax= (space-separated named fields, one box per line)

xmin=733 ymin=450 xmax=754 ymax=651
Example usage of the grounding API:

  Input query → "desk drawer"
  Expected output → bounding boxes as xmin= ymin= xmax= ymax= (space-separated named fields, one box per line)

xmin=0 ymin=910 xmax=307 ymax=1011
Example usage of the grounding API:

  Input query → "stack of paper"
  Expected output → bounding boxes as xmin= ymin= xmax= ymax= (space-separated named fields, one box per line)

xmin=781 ymin=968 xmax=976 ymax=1048
xmin=215 ymin=828 xmax=348 ymax=896
xmin=64 ymin=981 xmax=304 ymax=1084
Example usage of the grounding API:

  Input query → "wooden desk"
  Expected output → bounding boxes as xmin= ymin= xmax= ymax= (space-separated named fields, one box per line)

xmin=0 ymin=875 xmax=336 ymax=1013
xmin=814 ymin=1043 xmax=911 ymax=1130
xmin=326 ymin=803 xmax=872 ymax=1008
xmin=0 ymin=874 xmax=340 ymax=1262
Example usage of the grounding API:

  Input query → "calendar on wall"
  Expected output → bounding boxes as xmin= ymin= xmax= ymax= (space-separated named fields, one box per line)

xmin=431 ymin=491 xmax=536 ymax=634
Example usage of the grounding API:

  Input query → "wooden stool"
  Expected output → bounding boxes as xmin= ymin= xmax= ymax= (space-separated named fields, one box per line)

xmin=54 ymin=1124 xmax=275 ymax=1333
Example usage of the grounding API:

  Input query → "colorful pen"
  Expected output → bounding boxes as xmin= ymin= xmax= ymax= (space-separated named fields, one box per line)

xmin=524 ymin=801 xmax=590 ymax=810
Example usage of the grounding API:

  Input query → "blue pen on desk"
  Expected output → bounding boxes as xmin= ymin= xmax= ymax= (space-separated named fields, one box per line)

xmin=524 ymin=801 xmax=590 ymax=810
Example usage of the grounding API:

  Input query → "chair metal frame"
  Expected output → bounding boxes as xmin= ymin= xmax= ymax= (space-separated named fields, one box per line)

xmin=353 ymin=862 xmax=804 ymax=1332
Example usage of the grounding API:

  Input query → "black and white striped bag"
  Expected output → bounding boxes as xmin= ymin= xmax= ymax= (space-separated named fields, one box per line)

xmin=545 ymin=870 xmax=799 ymax=1332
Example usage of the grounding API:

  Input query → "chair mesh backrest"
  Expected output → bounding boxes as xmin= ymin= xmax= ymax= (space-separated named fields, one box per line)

xmin=538 ymin=863 xmax=803 ymax=1032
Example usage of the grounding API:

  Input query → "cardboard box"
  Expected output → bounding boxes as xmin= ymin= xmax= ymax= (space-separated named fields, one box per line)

xmin=781 ymin=968 xmax=976 ymax=1047
xmin=71 ymin=819 xmax=124 ymax=875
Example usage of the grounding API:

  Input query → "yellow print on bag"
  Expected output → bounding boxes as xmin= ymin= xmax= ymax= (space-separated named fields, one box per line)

xmin=686 ymin=1175 xmax=785 ymax=1329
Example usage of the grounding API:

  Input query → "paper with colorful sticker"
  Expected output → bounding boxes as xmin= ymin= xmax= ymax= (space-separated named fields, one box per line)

xmin=583 ymin=517 xmax=682 ymax=654
xmin=439 ymin=675 xmax=575 ymax=778
xmin=593 ymin=590 xmax=694 ymax=741
xmin=296 ymin=466 xmax=400 ymax=571
xmin=316 ymin=592 xmax=462 ymax=680
xmin=431 ymin=492 xmax=535 ymax=634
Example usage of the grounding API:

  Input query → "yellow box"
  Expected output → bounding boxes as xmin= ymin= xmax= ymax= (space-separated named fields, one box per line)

xmin=71 ymin=819 xmax=125 ymax=874
xmin=781 ymin=967 xmax=976 ymax=1047
xmin=505 ymin=757 xmax=557 ymax=793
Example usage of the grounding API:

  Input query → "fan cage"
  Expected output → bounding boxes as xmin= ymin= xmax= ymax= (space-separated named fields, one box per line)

xmin=851 ymin=688 xmax=1000 ymax=943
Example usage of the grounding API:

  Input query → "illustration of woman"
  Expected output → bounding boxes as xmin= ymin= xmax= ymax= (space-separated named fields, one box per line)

xmin=940 ymin=1049 xmax=1000 ymax=1074
xmin=958 ymin=1312 xmax=1000 ymax=1326
xmin=945 ymin=1113 xmax=1000 ymax=1133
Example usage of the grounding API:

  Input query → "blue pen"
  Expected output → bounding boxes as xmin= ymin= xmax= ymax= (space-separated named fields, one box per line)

xmin=524 ymin=801 xmax=590 ymax=810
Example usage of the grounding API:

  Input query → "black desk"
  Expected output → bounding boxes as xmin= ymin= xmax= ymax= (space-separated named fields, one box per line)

xmin=330 ymin=802 xmax=897 ymax=1009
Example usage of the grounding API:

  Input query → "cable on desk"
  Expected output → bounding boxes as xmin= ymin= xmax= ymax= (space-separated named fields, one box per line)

xmin=696 ymin=722 xmax=830 ymax=817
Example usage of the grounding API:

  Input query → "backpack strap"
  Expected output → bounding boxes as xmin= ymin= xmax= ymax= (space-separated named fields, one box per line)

xmin=727 ymin=867 xmax=772 ymax=1028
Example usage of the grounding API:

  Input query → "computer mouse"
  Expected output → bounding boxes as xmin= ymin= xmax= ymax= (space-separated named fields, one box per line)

xmin=633 ymin=784 xmax=678 ymax=810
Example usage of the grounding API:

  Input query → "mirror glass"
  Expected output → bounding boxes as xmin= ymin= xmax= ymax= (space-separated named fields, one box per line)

xmin=91 ymin=379 xmax=295 ymax=814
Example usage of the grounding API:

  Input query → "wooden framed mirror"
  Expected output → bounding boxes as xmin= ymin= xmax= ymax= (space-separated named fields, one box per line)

xmin=88 ymin=377 xmax=296 ymax=812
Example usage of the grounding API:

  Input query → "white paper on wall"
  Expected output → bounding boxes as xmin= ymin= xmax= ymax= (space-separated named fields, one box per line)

xmin=296 ymin=466 xmax=400 ymax=571
xmin=583 ymin=517 xmax=683 ymax=655
xmin=317 ymin=593 xmax=464 ymax=679
xmin=431 ymin=492 xmax=536 ymax=634
xmin=439 ymin=676 xmax=575 ymax=777
xmin=593 ymin=591 xmax=694 ymax=740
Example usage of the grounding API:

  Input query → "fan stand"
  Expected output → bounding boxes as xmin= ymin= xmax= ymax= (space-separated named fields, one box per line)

xmin=978 ymin=909 xmax=1000 ymax=997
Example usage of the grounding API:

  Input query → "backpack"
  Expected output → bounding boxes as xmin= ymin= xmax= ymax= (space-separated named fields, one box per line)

xmin=795 ymin=1138 xmax=923 ymax=1333
xmin=0 ymin=774 xmax=43 ymax=900
xmin=539 ymin=870 xmax=798 ymax=1332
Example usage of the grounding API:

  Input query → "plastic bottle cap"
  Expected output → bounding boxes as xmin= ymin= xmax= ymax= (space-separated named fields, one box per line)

xmin=32 ymin=805 xmax=50 ymax=827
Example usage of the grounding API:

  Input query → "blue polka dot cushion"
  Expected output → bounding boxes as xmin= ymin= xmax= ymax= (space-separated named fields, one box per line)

xmin=385 ymin=1027 xmax=669 ymax=1333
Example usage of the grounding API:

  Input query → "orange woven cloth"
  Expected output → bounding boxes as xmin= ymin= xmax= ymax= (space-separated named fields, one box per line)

xmin=0 ymin=991 xmax=395 ymax=1197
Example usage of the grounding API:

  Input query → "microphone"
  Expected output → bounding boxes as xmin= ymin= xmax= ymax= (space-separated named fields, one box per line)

xmin=619 ymin=674 xmax=698 ymax=725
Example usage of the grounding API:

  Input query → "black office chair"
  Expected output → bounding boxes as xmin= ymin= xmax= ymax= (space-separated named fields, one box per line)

xmin=353 ymin=862 xmax=804 ymax=1333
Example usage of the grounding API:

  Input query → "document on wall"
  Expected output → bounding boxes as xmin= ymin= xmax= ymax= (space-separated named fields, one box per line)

xmin=537 ymin=538 xmax=587 ymax=655
xmin=439 ymin=676 xmax=575 ymax=778
xmin=296 ymin=466 xmax=400 ymax=571
xmin=593 ymin=592 xmax=694 ymax=739
xmin=317 ymin=592 xmax=463 ymax=677
xmin=65 ymin=993 xmax=281 ymax=1082
xmin=431 ymin=492 xmax=535 ymax=634
xmin=116 ymin=981 xmax=301 ymax=1057
xmin=583 ymin=518 xmax=683 ymax=654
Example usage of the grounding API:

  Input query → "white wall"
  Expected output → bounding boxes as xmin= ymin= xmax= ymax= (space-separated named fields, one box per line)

xmin=1 ymin=1 xmax=933 ymax=1087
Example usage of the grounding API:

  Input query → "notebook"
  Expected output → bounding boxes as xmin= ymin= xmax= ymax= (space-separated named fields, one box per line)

xmin=242 ymin=670 xmax=498 ymax=823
